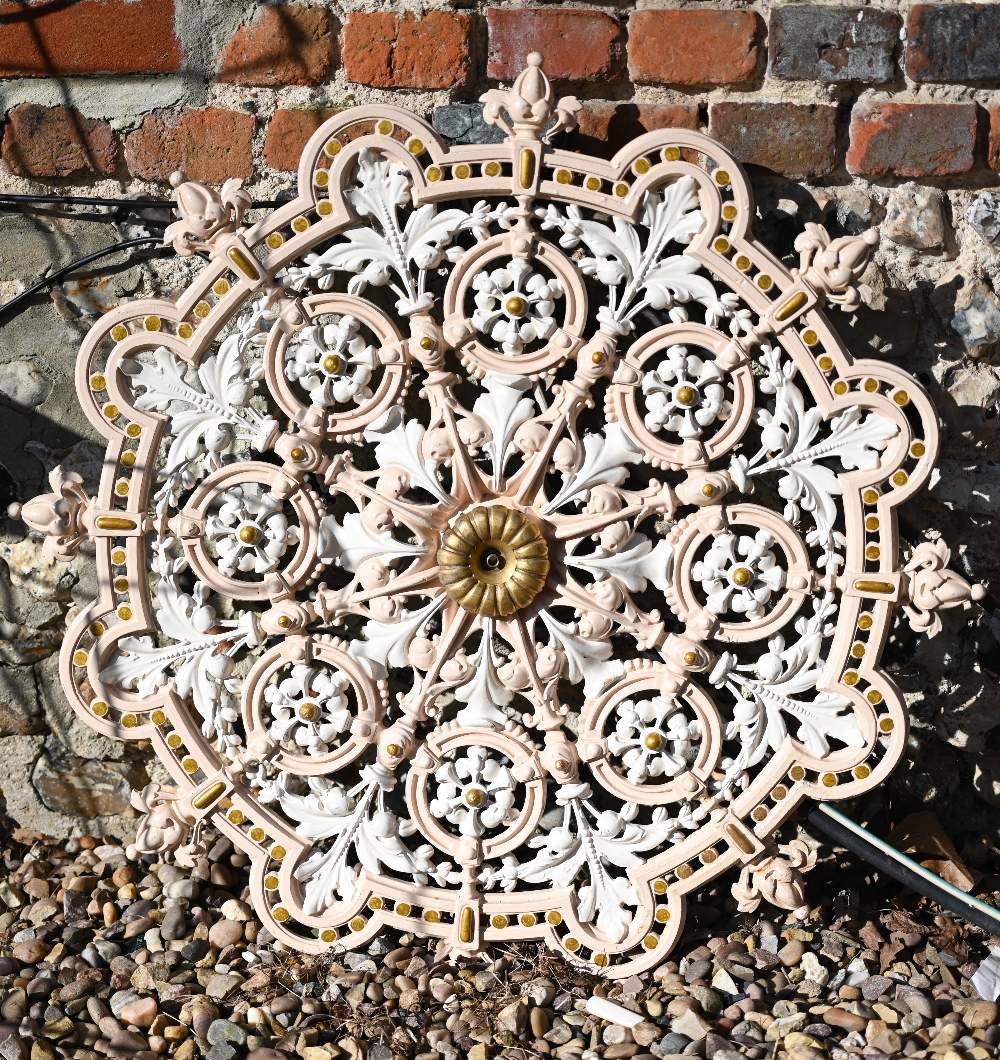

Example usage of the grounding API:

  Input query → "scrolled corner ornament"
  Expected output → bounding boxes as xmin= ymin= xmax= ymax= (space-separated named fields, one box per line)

xmin=13 ymin=52 xmax=986 ymax=976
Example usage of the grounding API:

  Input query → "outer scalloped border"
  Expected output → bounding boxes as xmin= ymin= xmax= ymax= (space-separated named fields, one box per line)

xmin=56 ymin=101 xmax=934 ymax=977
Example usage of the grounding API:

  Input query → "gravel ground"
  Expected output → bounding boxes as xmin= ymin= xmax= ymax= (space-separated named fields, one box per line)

xmin=1 ymin=825 xmax=998 ymax=1060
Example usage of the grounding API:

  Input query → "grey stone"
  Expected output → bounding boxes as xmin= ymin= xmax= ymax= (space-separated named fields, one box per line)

xmin=432 ymin=104 xmax=504 ymax=145
xmin=0 ymin=360 xmax=52 ymax=409
xmin=159 ymin=905 xmax=190 ymax=942
xmin=207 ymin=1019 xmax=247 ymax=1048
xmin=948 ymin=281 xmax=1000 ymax=357
xmin=770 ymin=6 xmax=900 ymax=83
xmin=884 ymin=183 xmax=947 ymax=250
xmin=966 ymin=193 xmax=1000 ymax=244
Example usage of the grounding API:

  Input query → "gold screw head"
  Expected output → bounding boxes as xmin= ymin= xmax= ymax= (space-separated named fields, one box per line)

xmin=290 ymin=446 xmax=306 ymax=461
xmin=239 ymin=525 xmax=260 ymax=545
xmin=323 ymin=354 xmax=343 ymax=374
xmin=277 ymin=615 xmax=293 ymax=629
xmin=464 ymin=787 xmax=487 ymax=808
xmin=386 ymin=742 xmax=402 ymax=757
xmin=683 ymin=650 xmax=698 ymax=666
xmin=644 ymin=731 xmax=664 ymax=751
xmin=732 ymin=567 xmax=752 ymax=587
xmin=591 ymin=350 xmax=606 ymax=365
xmin=701 ymin=483 xmax=716 ymax=498
xmin=299 ymin=703 xmax=318 ymax=721
xmin=675 ymin=385 xmax=696 ymax=406
xmin=505 ymin=295 xmax=527 ymax=316
xmin=419 ymin=336 xmax=434 ymax=350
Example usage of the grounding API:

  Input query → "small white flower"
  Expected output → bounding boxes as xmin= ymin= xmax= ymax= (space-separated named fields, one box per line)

xmin=264 ymin=663 xmax=352 ymax=756
xmin=692 ymin=529 xmax=784 ymax=619
xmin=429 ymin=747 xmax=517 ymax=838
xmin=284 ymin=315 xmax=376 ymax=407
xmin=642 ymin=345 xmax=730 ymax=439
xmin=607 ymin=696 xmax=700 ymax=783
xmin=206 ymin=484 xmax=298 ymax=577
xmin=471 ymin=259 xmax=563 ymax=356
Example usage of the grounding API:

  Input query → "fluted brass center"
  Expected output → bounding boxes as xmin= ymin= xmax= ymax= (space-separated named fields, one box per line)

xmin=437 ymin=505 xmax=549 ymax=618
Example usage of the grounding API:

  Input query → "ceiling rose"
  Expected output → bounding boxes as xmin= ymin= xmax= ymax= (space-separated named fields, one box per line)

xmin=13 ymin=54 xmax=984 ymax=976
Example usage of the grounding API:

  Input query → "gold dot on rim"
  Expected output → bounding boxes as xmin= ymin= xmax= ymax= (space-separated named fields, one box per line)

xmin=585 ymin=176 xmax=601 ymax=191
xmin=893 ymin=390 xmax=909 ymax=406
xmin=126 ymin=423 xmax=141 ymax=438
xmin=213 ymin=278 xmax=230 ymax=296
xmin=167 ymin=733 xmax=182 ymax=749
xmin=772 ymin=785 xmax=788 ymax=800
xmin=90 ymin=373 xmax=106 ymax=390
xmin=121 ymin=713 xmax=138 ymax=728
xmin=858 ymin=613 xmax=874 ymax=630
xmin=722 ymin=203 xmax=738 ymax=220
xmin=321 ymin=929 xmax=337 ymax=943
xmin=865 ymin=516 xmax=880 ymax=532
xmin=491 ymin=914 xmax=508 ymax=929
xmin=643 ymin=934 xmax=658 ymax=950
xmin=117 ymin=605 xmax=133 ymax=620
xmin=266 ymin=232 xmax=284 ymax=249
xmin=866 ymin=544 xmax=880 ymax=561
xmin=554 ymin=168 xmax=572 ymax=184
xmin=714 ymin=237 xmax=730 ymax=253
xmin=802 ymin=329 xmax=819 ymax=346
xmin=227 ymin=810 xmax=244 ymax=825
xmin=851 ymin=642 xmax=866 ymax=658
xmin=314 ymin=169 xmax=329 ymax=187
xmin=178 ymin=322 xmax=194 ymax=339
xmin=834 ymin=381 xmax=849 ymax=395
xmin=91 ymin=701 xmax=109 ymax=717
xmin=484 ymin=161 xmax=501 ymax=177
xmin=546 ymin=910 xmax=562 ymax=925
xmin=90 ymin=621 xmax=106 ymax=637
xmin=118 ymin=455 xmax=134 ymax=472
xmin=103 ymin=404 xmax=120 ymax=420
xmin=702 ymin=848 xmax=719 ymax=863
xmin=564 ymin=937 xmax=581 ymax=952
xmin=655 ymin=907 xmax=671 ymax=923
xmin=854 ymin=764 xmax=872 ymax=780
xmin=195 ymin=301 xmax=211 ymax=318
xmin=271 ymin=845 xmax=287 ymax=860
xmin=73 ymin=650 xmax=88 ymax=667
xmin=735 ymin=255 xmax=751 ymax=271
xmin=182 ymin=757 xmax=198 ymax=774
xmin=653 ymin=879 xmax=667 ymax=895
xmin=376 ymin=119 xmax=393 ymax=135
xmin=879 ymin=716 xmax=894 ymax=732
xmin=756 ymin=274 xmax=773 ymax=291
xmin=114 ymin=576 xmax=129 ymax=592
xmin=614 ymin=182 xmax=629 ymax=198
xmin=821 ymin=772 xmax=838 ymax=787
xmin=111 ymin=324 xmax=128 ymax=342
xmin=395 ymin=902 xmax=412 ymax=917
xmin=423 ymin=910 xmax=441 ymax=923
xmin=292 ymin=217 xmax=309 ymax=232
xmin=633 ymin=158 xmax=651 ymax=175
xmin=863 ymin=378 xmax=879 ymax=392
xmin=751 ymin=806 xmax=767 ymax=822
xmin=911 ymin=441 xmax=926 ymax=458
xmin=250 ymin=827 xmax=265 ymax=842
xmin=663 ymin=146 xmax=681 ymax=161
xmin=368 ymin=896 xmax=384 ymax=910
xmin=151 ymin=709 xmax=166 ymax=725
xmin=593 ymin=953 xmax=609 ymax=967
xmin=273 ymin=907 xmax=290 ymax=923
xmin=144 ymin=315 xmax=161 ymax=331
xmin=325 ymin=138 xmax=341 ymax=157
xmin=426 ymin=165 xmax=442 ymax=182
xmin=675 ymin=864 xmax=693 ymax=879
xmin=714 ymin=169 xmax=730 ymax=186
xmin=843 ymin=669 xmax=860 ymax=686
xmin=454 ymin=163 xmax=471 ymax=179
xmin=893 ymin=471 xmax=909 ymax=487
xmin=863 ymin=488 xmax=880 ymax=504
xmin=790 ymin=765 xmax=806 ymax=781
xmin=115 ymin=480 xmax=129 ymax=496
xmin=818 ymin=356 xmax=834 ymax=371
xmin=317 ymin=201 xmax=333 ymax=216
xmin=519 ymin=913 xmax=537 ymax=927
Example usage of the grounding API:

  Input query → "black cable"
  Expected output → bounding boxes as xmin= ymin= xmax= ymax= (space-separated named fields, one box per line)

xmin=808 ymin=804 xmax=1000 ymax=936
xmin=0 ymin=193 xmax=285 ymax=210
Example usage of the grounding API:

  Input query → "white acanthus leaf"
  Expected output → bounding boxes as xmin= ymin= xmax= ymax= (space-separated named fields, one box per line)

xmin=567 ymin=534 xmax=673 ymax=592
xmin=318 ymin=511 xmax=424 ymax=572
xmin=453 ymin=624 xmax=512 ymax=727
xmin=538 ymin=611 xmax=622 ymax=698
xmin=365 ymin=407 xmax=451 ymax=505
xmin=472 ymin=373 xmax=536 ymax=487
xmin=545 ymin=423 xmax=643 ymax=513
xmin=349 ymin=595 xmax=445 ymax=674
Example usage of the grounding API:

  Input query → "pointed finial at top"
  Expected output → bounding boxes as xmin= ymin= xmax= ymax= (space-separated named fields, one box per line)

xmin=480 ymin=52 xmax=581 ymax=144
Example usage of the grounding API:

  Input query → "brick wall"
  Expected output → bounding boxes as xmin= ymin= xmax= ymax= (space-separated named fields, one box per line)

xmin=1 ymin=2 xmax=999 ymax=835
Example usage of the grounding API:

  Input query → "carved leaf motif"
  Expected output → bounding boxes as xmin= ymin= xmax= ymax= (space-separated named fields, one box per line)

xmin=545 ymin=423 xmax=643 ymax=513
xmin=567 ymin=533 xmax=673 ymax=592
xmin=473 ymin=373 xmax=536 ymax=487
xmin=319 ymin=512 xmax=424 ymax=572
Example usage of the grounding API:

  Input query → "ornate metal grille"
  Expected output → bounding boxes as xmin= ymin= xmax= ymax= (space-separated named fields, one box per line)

xmin=14 ymin=54 xmax=983 ymax=976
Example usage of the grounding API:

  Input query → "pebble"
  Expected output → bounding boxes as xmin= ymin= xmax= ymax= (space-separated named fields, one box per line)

xmin=160 ymin=905 xmax=190 ymax=941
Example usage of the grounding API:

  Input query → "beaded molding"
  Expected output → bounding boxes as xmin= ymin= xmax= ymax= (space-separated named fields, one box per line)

xmin=13 ymin=54 xmax=984 ymax=976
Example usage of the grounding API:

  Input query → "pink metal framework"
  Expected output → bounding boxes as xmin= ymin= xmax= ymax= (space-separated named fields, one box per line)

xmin=13 ymin=55 xmax=983 ymax=976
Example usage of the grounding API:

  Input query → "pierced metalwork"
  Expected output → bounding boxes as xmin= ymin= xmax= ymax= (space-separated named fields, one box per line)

xmin=13 ymin=52 xmax=984 ymax=976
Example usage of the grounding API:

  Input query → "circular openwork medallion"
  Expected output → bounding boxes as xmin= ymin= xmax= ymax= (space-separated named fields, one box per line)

xmin=17 ymin=53 xmax=983 ymax=977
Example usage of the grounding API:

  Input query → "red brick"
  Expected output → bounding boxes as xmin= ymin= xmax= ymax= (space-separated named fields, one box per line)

xmin=124 ymin=109 xmax=256 ymax=185
xmin=486 ymin=9 xmax=622 ymax=83
xmin=0 ymin=0 xmax=180 ymax=76
xmin=846 ymin=101 xmax=976 ymax=178
xmin=574 ymin=103 xmax=700 ymax=157
xmin=265 ymin=108 xmax=342 ymax=172
xmin=343 ymin=12 xmax=471 ymax=89
xmin=218 ymin=5 xmax=335 ymax=87
xmin=906 ymin=4 xmax=1000 ymax=84
xmin=628 ymin=10 xmax=760 ymax=87
xmin=708 ymin=102 xmax=837 ymax=179
xmin=1 ymin=104 xmax=117 ymax=179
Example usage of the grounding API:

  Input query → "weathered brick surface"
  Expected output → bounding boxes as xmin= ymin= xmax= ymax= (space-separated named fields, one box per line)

xmin=987 ymin=105 xmax=1000 ymax=172
xmin=218 ymin=4 xmax=335 ymax=87
xmin=1 ymin=105 xmax=117 ymax=179
xmin=124 ymin=109 xmax=256 ymax=184
xmin=0 ymin=0 xmax=181 ymax=76
xmin=628 ymin=10 xmax=760 ymax=87
xmin=487 ymin=9 xmax=622 ymax=83
xmin=575 ymin=103 xmax=700 ymax=157
xmin=708 ymin=102 xmax=837 ymax=179
xmin=846 ymin=101 xmax=977 ymax=178
xmin=265 ymin=108 xmax=342 ymax=172
xmin=769 ymin=6 xmax=899 ymax=83
xmin=906 ymin=4 xmax=1000 ymax=83
xmin=343 ymin=12 xmax=471 ymax=89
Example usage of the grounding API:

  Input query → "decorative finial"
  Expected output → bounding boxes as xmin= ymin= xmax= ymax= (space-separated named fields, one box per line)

xmin=164 ymin=171 xmax=251 ymax=256
xmin=10 ymin=466 xmax=91 ymax=561
xmin=480 ymin=52 xmax=581 ymax=143
xmin=902 ymin=539 xmax=986 ymax=637
xmin=793 ymin=223 xmax=879 ymax=312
